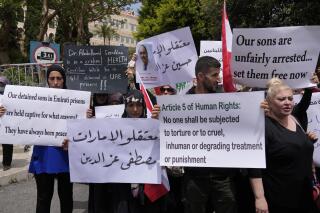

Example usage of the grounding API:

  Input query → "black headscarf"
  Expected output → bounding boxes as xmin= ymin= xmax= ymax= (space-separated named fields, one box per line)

xmin=46 ymin=64 xmax=67 ymax=89
xmin=122 ymin=90 xmax=147 ymax=118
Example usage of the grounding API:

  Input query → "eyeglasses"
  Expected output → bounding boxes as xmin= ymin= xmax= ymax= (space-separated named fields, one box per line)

xmin=160 ymin=87 xmax=175 ymax=93
xmin=48 ymin=76 xmax=63 ymax=81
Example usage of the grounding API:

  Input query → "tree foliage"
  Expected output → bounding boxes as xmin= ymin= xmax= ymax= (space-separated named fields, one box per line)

xmin=136 ymin=0 xmax=320 ymax=52
xmin=0 ymin=0 xmax=24 ymax=63
xmin=94 ymin=24 xmax=119 ymax=45
xmin=24 ymin=0 xmax=42 ymax=58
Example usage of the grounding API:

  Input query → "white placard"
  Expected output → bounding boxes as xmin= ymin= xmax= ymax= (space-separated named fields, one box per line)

xmin=95 ymin=104 xmax=125 ymax=118
xmin=136 ymin=27 xmax=198 ymax=88
xmin=67 ymin=118 xmax=161 ymax=183
xmin=294 ymin=92 xmax=320 ymax=166
xmin=200 ymin=40 xmax=223 ymax=83
xmin=0 ymin=85 xmax=90 ymax=146
xmin=0 ymin=94 xmax=2 ymax=104
xmin=232 ymin=26 xmax=320 ymax=88
xmin=158 ymin=91 xmax=266 ymax=168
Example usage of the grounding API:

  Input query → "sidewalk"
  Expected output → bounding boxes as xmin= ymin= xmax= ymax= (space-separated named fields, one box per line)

xmin=0 ymin=145 xmax=33 ymax=187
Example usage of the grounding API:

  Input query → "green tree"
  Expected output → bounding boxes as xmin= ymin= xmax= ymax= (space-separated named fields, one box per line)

xmin=0 ymin=0 xmax=24 ymax=63
xmin=24 ymin=0 xmax=42 ymax=57
xmin=94 ymin=24 xmax=119 ymax=45
xmin=136 ymin=0 xmax=211 ymax=52
xmin=136 ymin=0 xmax=320 ymax=52
xmin=40 ymin=0 xmax=137 ymax=44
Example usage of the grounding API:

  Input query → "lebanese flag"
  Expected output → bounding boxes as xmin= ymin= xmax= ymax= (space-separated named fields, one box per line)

xmin=136 ymin=73 xmax=170 ymax=202
xmin=222 ymin=0 xmax=236 ymax=92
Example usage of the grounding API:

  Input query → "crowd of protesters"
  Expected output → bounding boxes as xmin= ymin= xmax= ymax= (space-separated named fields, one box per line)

xmin=0 ymin=53 xmax=320 ymax=213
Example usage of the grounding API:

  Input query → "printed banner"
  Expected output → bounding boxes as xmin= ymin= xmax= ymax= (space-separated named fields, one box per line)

xmin=67 ymin=118 xmax=161 ymax=183
xmin=0 ymin=85 xmax=90 ymax=146
xmin=158 ymin=91 xmax=266 ymax=168
xmin=232 ymin=26 xmax=320 ymax=88
xmin=136 ymin=27 xmax=198 ymax=88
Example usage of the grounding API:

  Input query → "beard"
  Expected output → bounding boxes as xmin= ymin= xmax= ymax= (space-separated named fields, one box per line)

xmin=203 ymin=80 xmax=217 ymax=93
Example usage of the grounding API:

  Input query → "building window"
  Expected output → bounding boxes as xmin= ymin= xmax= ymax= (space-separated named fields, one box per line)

xmin=131 ymin=38 xmax=135 ymax=44
xmin=130 ymin=24 xmax=135 ymax=31
xmin=121 ymin=36 xmax=125 ymax=42
xmin=126 ymin=37 xmax=129 ymax=43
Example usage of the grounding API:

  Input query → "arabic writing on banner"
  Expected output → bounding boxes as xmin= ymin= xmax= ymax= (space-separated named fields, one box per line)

xmin=95 ymin=104 xmax=125 ymax=118
xmin=232 ymin=26 xmax=320 ymax=89
xmin=136 ymin=27 xmax=198 ymax=88
xmin=158 ymin=91 xmax=266 ymax=168
xmin=64 ymin=45 xmax=128 ymax=93
xmin=67 ymin=118 xmax=161 ymax=183
xmin=200 ymin=40 xmax=223 ymax=83
xmin=0 ymin=85 xmax=90 ymax=146
xmin=293 ymin=92 xmax=320 ymax=167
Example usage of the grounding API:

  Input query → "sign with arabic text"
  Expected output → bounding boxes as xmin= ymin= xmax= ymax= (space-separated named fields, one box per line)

xmin=95 ymin=104 xmax=125 ymax=118
xmin=67 ymin=118 xmax=161 ymax=183
xmin=136 ymin=27 xmax=197 ymax=88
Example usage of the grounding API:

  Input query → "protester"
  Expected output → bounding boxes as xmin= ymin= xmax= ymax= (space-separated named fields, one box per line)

xmin=152 ymin=84 xmax=185 ymax=213
xmin=29 ymin=64 xmax=73 ymax=213
xmin=249 ymin=78 xmax=317 ymax=213
xmin=157 ymin=85 xmax=176 ymax=96
xmin=183 ymin=56 xmax=237 ymax=213
xmin=86 ymin=92 xmax=124 ymax=213
xmin=0 ymin=76 xmax=13 ymax=171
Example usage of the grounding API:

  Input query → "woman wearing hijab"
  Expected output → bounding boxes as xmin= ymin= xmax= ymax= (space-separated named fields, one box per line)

xmin=29 ymin=64 xmax=73 ymax=213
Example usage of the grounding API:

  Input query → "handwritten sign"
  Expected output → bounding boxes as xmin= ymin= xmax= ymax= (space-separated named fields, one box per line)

xmin=95 ymin=104 xmax=125 ymax=118
xmin=67 ymin=118 xmax=161 ymax=183
xmin=0 ymin=85 xmax=90 ymax=146
xmin=232 ymin=26 xmax=320 ymax=88
xmin=136 ymin=27 xmax=197 ymax=88
xmin=158 ymin=91 xmax=265 ymax=168
xmin=294 ymin=93 xmax=320 ymax=166
xmin=64 ymin=45 xmax=128 ymax=93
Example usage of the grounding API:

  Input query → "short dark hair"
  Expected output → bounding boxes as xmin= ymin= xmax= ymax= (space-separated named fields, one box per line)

xmin=195 ymin=56 xmax=221 ymax=76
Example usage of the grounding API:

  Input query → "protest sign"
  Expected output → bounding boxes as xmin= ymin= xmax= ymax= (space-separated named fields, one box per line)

xmin=64 ymin=45 xmax=128 ymax=93
xmin=95 ymin=104 xmax=125 ymax=118
xmin=158 ymin=91 xmax=265 ymax=168
xmin=136 ymin=27 xmax=198 ymax=88
xmin=294 ymin=92 xmax=320 ymax=166
xmin=67 ymin=118 xmax=161 ymax=183
xmin=0 ymin=85 xmax=90 ymax=146
xmin=232 ymin=26 xmax=320 ymax=88
xmin=200 ymin=40 xmax=223 ymax=67
xmin=200 ymin=40 xmax=223 ymax=83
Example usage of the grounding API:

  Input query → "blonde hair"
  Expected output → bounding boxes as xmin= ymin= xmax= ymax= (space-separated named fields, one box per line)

xmin=266 ymin=78 xmax=292 ymax=101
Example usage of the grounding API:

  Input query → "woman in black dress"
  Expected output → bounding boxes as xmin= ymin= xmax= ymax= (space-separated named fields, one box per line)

xmin=250 ymin=78 xmax=317 ymax=213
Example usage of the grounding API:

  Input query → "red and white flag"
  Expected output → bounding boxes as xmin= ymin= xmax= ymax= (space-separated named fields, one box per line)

xmin=136 ymin=73 xmax=170 ymax=202
xmin=222 ymin=0 xmax=236 ymax=92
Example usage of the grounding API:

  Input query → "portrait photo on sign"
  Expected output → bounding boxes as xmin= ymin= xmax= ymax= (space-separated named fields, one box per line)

xmin=136 ymin=43 xmax=158 ymax=83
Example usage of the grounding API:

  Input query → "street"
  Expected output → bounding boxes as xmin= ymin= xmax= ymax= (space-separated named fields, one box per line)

xmin=0 ymin=179 xmax=88 ymax=213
